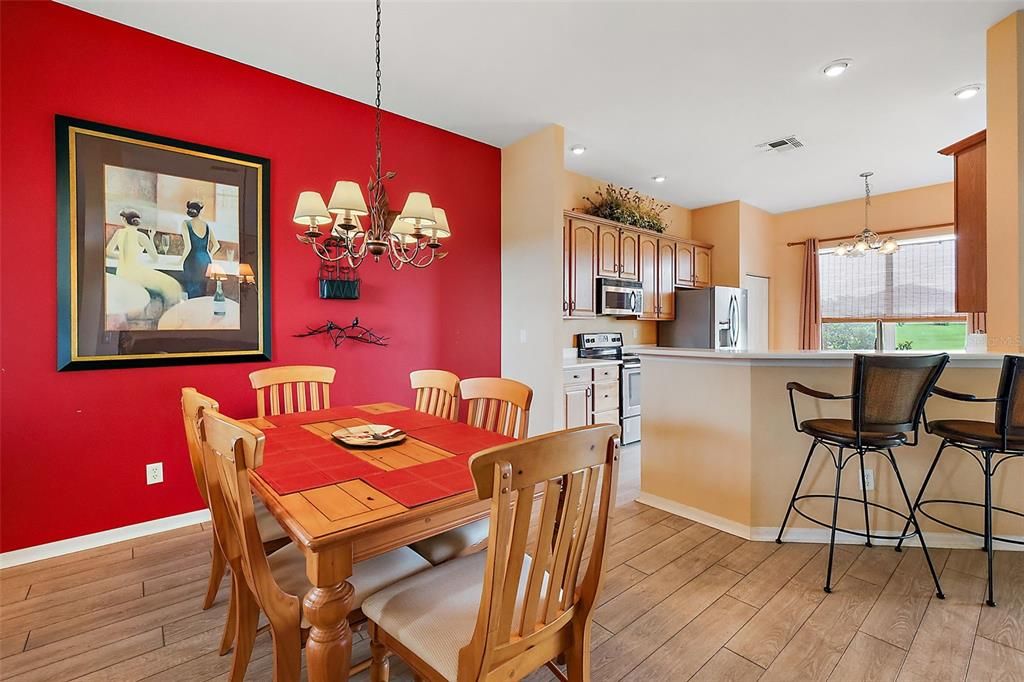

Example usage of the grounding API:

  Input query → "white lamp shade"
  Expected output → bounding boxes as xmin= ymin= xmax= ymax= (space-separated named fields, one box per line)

xmin=398 ymin=192 xmax=437 ymax=225
xmin=293 ymin=191 xmax=331 ymax=227
xmin=327 ymin=181 xmax=369 ymax=216
xmin=426 ymin=207 xmax=451 ymax=238
xmin=389 ymin=216 xmax=420 ymax=240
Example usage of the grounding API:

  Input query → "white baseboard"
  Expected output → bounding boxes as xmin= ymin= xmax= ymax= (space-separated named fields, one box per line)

xmin=636 ymin=492 xmax=1023 ymax=552
xmin=0 ymin=508 xmax=211 ymax=569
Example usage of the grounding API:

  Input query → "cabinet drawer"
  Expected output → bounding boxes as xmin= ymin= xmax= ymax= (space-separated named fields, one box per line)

xmin=562 ymin=368 xmax=593 ymax=386
xmin=594 ymin=365 xmax=618 ymax=382
xmin=593 ymin=409 xmax=620 ymax=426
xmin=593 ymin=380 xmax=620 ymax=413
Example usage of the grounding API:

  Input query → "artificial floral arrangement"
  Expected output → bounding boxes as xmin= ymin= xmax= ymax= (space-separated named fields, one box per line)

xmin=582 ymin=184 xmax=670 ymax=233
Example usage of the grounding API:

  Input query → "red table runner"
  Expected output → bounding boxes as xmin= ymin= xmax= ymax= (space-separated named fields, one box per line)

xmin=256 ymin=427 xmax=379 ymax=495
xmin=264 ymin=406 xmax=367 ymax=427
xmin=409 ymin=422 xmax=515 ymax=455
xmin=362 ymin=454 xmax=476 ymax=507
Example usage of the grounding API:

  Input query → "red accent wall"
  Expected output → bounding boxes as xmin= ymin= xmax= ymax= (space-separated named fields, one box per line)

xmin=0 ymin=1 xmax=501 ymax=552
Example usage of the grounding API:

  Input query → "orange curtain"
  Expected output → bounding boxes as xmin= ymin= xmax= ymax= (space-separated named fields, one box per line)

xmin=799 ymin=238 xmax=821 ymax=350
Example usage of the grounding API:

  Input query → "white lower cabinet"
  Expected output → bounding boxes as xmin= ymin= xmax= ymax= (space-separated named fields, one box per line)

xmin=562 ymin=366 xmax=620 ymax=430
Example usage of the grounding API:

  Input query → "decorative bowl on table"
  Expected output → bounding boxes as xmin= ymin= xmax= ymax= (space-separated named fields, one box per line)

xmin=332 ymin=424 xmax=406 ymax=448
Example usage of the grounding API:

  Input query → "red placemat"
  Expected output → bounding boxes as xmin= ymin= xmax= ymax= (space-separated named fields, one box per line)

xmin=264 ymin=406 xmax=366 ymax=428
xmin=410 ymin=423 xmax=515 ymax=455
xmin=365 ymin=408 xmax=454 ymax=433
xmin=262 ymin=427 xmax=328 ymax=454
xmin=256 ymin=437 xmax=381 ymax=495
xmin=362 ymin=454 xmax=476 ymax=507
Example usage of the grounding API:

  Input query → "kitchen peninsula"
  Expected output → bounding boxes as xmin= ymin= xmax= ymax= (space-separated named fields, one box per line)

xmin=633 ymin=347 xmax=1023 ymax=545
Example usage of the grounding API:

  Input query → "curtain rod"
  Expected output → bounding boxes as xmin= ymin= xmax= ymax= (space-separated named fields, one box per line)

xmin=785 ymin=222 xmax=954 ymax=247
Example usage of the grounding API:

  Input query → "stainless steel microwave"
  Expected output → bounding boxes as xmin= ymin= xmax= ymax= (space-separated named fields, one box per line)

xmin=598 ymin=278 xmax=643 ymax=316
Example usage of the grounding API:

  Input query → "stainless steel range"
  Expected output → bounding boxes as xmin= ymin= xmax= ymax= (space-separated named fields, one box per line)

xmin=576 ymin=332 xmax=641 ymax=444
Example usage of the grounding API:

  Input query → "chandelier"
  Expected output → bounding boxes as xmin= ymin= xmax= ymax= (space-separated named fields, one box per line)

xmin=292 ymin=0 xmax=449 ymax=270
xmin=834 ymin=172 xmax=899 ymax=257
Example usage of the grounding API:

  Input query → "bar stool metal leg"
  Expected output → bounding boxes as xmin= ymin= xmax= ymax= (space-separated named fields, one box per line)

xmin=983 ymin=451 xmax=996 ymax=607
xmin=857 ymin=449 xmax=872 ymax=548
xmin=888 ymin=449 xmax=945 ymax=599
xmin=896 ymin=440 xmax=950 ymax=553
xmin=776 ymin=440 xmax=820 ymax=544
xmin=824 ymin=448 xmax=845 ymax=594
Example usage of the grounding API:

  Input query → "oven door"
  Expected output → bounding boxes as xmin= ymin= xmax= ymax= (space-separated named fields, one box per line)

xmin=600 ymin=283 xmax=642 ymax=316
xmin=621 ymin=365 xmax=641 ymax=418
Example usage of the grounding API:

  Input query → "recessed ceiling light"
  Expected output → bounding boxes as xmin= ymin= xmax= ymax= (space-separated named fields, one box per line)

xmin=823 ymin=58 xmax=852 ymax=77
xmin=953 ymin=84 xmax=982 ymax=100
xmin=569 ymin=144 xmax=586 ymax=155
xmin=652 ymin=175 xmax=666 ymax=183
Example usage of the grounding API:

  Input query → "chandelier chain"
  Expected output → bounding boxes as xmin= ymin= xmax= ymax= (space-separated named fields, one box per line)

xmin=374 ymin=0 xmax=383 ymax=183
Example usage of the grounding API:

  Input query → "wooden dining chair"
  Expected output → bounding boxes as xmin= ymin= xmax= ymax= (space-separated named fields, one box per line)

xmin=181 ymin=388 xmax=289 ymax=619
xmin=459 ymin=377 xmax=534 ymax=439
xmin=248 ymin=365 xmax=336 ymax=417
xmin=410 ymin=369 xmax=460 ymax=421
xmin=363 ymin=424 xmax=620 ymax=682
xmin=200 ymin=409 xmax=433 ymax=682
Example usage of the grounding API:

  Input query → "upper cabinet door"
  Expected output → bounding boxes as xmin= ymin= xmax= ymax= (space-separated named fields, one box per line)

xmin=619 ymin=230 xmax=640 ymax=282
xmin=597 ymin=225 xmax=620 ymax=278
xmin=675 ymin=242 xmax=695 ymax=286
xmin=638 ymin=234 xmax=659 ymax=320
xmin=562 ymin=221 xmax=571 ymax=318
xmin=568 ymin=219 xmax=598 ymax=318
xmin=658 ymin=239 xmax=677 ymax=320
xmin=694 ymin=246 xmax=712 ymax=287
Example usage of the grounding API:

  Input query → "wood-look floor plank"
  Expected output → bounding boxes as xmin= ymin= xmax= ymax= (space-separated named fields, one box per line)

xmin=1 ymin=632 xmax=27 ymax=659
xmin=621 ymin=595 xmax=757 ymax=681
xmin=827 ymin=632 xmax=906 ymax=682
xmin=603 ymin=522 xmax=678 ymax=570
xmin=943 ymin=547 xmax=989 ymax=580
xmin=846 ymin=546 xmax=905 ymax=586
xmin=1 ymin=549 xmax=135 ymax=592
xmin=590 ymin=565 xmax=744 ymax=682
xmin=966 ymin=635 xmax=1024 ymax=682
xmin=727 ymin=542 xmax=822 ymax=608
xmin=144 ymin=561 xmax=217 ymax=596
xmin=759 ymin=574 xmax=882 ymax=681
xmin=25 ymin=550 xmax=211 ymax=598
xmin=896 ymin=568 xmax=988 ymax=682
xmin=144 ymin=628 xmax=273 ymax=682
xmin=0 ymin=583 xmax=143 ymax=637
xmin=977 ymin=551 xmax=1024 ymax=651
xmin=595 ymin=532 xmax=741 ymax=633
xmin=1 ymin=584 xmax=30 ymax=606
xmin=659 ymin=513 xmax=696 ymax=531
xmin=690 ymin=648 xmax=765 ymax=682
xmin=608 ymin=507 xmax=672 ymax=545
xmin=726 ymin=545 xmax=862 ymax=668
xmin=74 ymin=625 xmax=224 ymax=681
xmin=5 ymin=628 xmax=163 ymax=681
xmin=860 ymin=547 xmax=951 ymax=650
xmin=718 ymin=540 xmax=782 ymax=575
xmin=624 ymin=521 xmax=717 ymax=574
xmin=594 ymin=564 xmax=647 ymax=608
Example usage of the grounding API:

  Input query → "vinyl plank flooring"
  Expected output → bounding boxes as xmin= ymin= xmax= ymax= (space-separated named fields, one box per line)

xmin=966 ymin=635 xmax=1024 ymax=682
xmin=846 ymin=546 xmax=905 ymax=587
xmin=977 ymin=551 xmax=1024 ymax=651
xmin=5 ymin=628 xmax=163 ymax=681
xmin=594 ymin=564 xmax=647 ymax=608
xmin=602 ymin=522 xmax=678 ymax=570
xmin=691 ymin=648 xmax=765 ymax=682
xmin=1 ymin=632 xmax=27 ymax=659
xmin=827 ymin=632 xmax=906 ymax=682
xmin=860 ymin=547 xmax=951 ymax=650
xmin=74 ymin=626 xmax=224 ymax=681
xmin=718 ymin=540 xmax=782 ymax=575
xmin=625 ymin=522 xmax=717 ymax=574
xmin=727 ymin=542 xmax=821 ymax=608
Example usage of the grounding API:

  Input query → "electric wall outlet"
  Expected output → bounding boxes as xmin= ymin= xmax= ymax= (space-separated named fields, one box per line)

xmin=859 ymin=468 xmax=875 ymax=492
xmin=146 ymin=462 xmax=164 ymax=485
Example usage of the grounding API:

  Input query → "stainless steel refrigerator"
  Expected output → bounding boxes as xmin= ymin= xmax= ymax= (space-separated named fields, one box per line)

xmin=657 ymin=286 xmax=748 ymax=350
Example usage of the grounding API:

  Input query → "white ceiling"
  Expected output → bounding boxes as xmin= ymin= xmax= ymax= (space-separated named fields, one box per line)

xmin=61 ymin=0 xmax=1022 ymax=212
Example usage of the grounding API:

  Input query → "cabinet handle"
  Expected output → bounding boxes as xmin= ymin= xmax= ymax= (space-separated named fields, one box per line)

xmin=563 ymin=300 xmax=568 ymax=312
xmin=586 ymin=387 xmax=592 ymax=398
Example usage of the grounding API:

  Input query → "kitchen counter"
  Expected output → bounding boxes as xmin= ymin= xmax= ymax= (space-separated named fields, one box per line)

xmin=636 ymin=348 xmax=1022 ymax=545
xmin=561 ymin=357 xmax=622 ymax=370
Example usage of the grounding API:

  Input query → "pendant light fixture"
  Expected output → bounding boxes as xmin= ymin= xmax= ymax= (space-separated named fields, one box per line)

xmin=834 ymin=172 xmax=899 ymax=257
xmin=294 ymin=0 xmax=449 ymax=270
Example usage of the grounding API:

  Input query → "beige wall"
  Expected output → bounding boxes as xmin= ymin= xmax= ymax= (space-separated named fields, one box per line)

xmin=691 ymin=201 xmax=741 ymax=287
xmin=986 ymin=11 xmax=1024 ymax=352
xmin=501 ymin=125 xmax=566 ymax=434
xmin=770 ymin=183 xmax=954 ymax=350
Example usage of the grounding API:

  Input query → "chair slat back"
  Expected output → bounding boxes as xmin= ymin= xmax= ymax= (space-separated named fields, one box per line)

xmin=457 ymin=424 xmax=619 ymax=680
xmin=410 ymin=369 xmax=460 ymax=421
xmin=995 ymin=355 xmax=1024 ymax=438
xmin=852 ymin=354 xmax=949 ymax=434
xmin=200 ymin=410 xmax=293 ymax=612
xmin=460 ymin=377 xmax=533 ymax=439
xmin=181 ymin=387 xmax=219 ymax=508
xmin=249 ymin=365 xmax=336 ymax=417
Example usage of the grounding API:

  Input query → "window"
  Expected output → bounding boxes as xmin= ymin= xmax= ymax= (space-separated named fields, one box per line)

xmin=819 ymin=235 xmax=966 ymax=351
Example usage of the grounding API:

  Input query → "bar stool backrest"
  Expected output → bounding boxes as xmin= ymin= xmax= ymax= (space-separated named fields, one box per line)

xmin=995 ymin=355 xmax=1024 ymax=439
xmin=852 ymin=354 xmax=949 ymax=435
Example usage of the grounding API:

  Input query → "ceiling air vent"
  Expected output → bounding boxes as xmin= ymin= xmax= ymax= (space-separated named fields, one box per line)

xmin=756 ymin=135 xmax=805 ymax=152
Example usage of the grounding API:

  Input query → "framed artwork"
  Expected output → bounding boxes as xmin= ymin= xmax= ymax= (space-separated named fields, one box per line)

xmin=56 ymin=116 xmax=271 ymax=370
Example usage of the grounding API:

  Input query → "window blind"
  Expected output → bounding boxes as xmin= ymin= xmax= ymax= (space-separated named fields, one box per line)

xmin=820 ymin=237 xmax=956 ymax=320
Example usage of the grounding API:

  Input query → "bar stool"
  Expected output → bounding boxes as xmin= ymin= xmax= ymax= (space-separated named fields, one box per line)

xmin=898 ymin=354 xmax=1024 ymax=607
xmin=777 ymin=353 xmax=949 ymax=596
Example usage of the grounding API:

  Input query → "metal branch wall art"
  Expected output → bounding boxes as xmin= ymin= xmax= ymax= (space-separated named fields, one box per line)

xmin=294 ymin=318 xmax=389 ymax=348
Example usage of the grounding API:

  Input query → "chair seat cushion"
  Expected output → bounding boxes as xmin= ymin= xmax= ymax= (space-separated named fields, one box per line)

xmin=268 ymin=544 xmax=432 ymax=610
xmin=363 ymin=551 xmax=539 ymax=681
xmin=801 ymin=419 xmax=907 ymax=447
xmin=255 ymin=497 xmax=289 ymax=543
xmin=929 ymin=419 xmax=1024 ymax=449
xmin=410 ymin=518 xmax=490 ymax=566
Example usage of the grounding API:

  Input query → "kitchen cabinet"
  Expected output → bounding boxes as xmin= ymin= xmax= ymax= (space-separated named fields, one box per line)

xmin=675 ymin=242 xmax=695 ymax=286
xmin=561 ymin=365 xmax=621 ymax=429
xmin=638 ymin=234 xmax=659 ymax=320
xmin=694 ymin=246 xmax=712 ymax=287
xmin=939 ymin=130 xmax=986 ymax=313
xmin=658 ymin=239 xmax=676 ymax=320
xmin=564 ymin=217 xmax=598 ymax=318
xmin=597 ymin=225 xmax=640 ymax=282
xmin=564 ymin=383 xmax=591 ymax=428
xmin=619 ymin=229 xmax=640 ymax=281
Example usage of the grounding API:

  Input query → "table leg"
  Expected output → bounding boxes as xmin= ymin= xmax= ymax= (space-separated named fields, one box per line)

xmin=303 ymin=545 xmax=355 ymax=682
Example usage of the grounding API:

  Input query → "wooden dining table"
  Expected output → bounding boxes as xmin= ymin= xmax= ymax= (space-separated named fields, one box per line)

xmin=244 ymin=401 xmax=498 ymax=682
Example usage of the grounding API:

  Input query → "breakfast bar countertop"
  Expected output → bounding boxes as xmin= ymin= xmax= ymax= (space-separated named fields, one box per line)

xmin=630 ymin=346 xmax=1010 ymax=367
